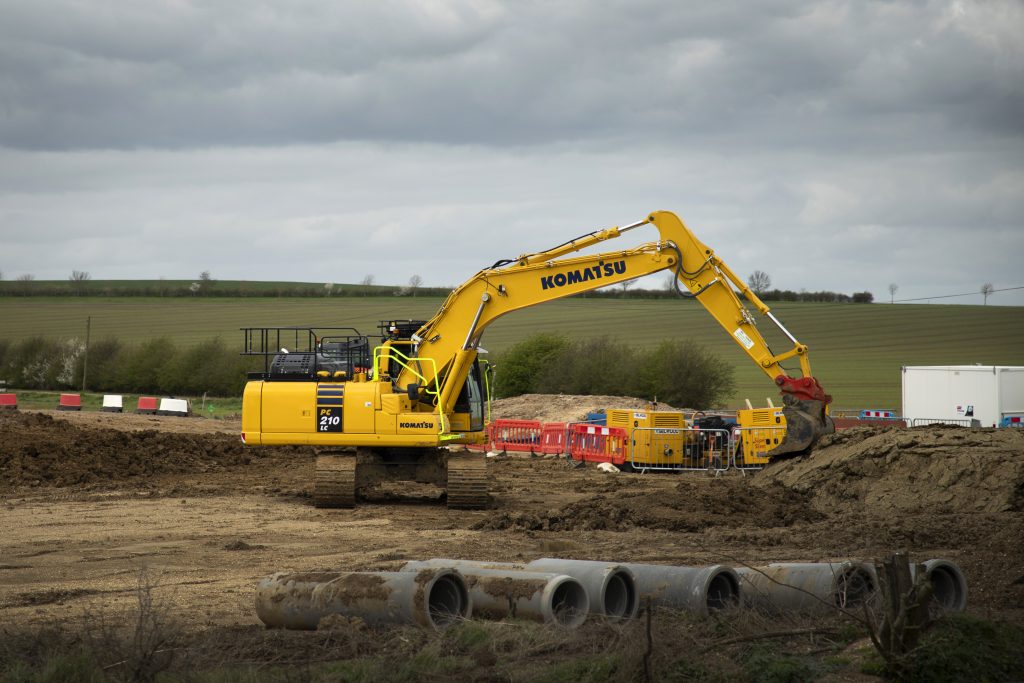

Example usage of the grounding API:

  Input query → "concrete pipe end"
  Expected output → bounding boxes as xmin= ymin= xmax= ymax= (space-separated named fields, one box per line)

xmin=923 ymin=559 xmax=968 ymax=612
xmin=704 ymin=567 xmax=741 ymax=612
xmin=835 ymin=564 xmax=877 ymax=610
xmin=602 ymin=567 xmax=639 ymax=622
xmin=545 ymin=575 xmax=590 ymax=629
xmin=423 ymin=569 xmax=472 ymax=628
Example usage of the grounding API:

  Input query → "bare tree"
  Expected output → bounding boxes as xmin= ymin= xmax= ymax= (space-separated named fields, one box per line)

xmin=981 ymin=282 xmax=994 ymax=305
xmin=69 ymin=270 xmax=91 ymax=295
xmin=888 ymin=283 xmax=898 ymax=304
xmin=620 ymin=279 xmax=636 ymax=294
xmin=747 ymin=270 xmax=771 ymax=295
xmin=408 ymin=274 xmax=423 ymax=296
xmin=197 ymin=270 xmax=215 ymax=294
xmin=361 ymin=274 xmax=375 ymax=287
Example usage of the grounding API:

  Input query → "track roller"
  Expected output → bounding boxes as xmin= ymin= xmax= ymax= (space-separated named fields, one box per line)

xmin=445 ymin=454 xmax=488 ymax=509
xmin=314 ymin=454 xmax=356 ymax=508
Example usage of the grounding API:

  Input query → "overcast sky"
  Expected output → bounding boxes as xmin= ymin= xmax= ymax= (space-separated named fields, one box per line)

xmin=1 ymin=0 xmax=1021 ymax=304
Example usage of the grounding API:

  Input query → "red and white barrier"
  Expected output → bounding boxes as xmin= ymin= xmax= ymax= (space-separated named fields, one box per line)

xmin=490 ymin=419 xmax=543 ymax=454
xmin=568 ymin=424 xmax=627 ymax=465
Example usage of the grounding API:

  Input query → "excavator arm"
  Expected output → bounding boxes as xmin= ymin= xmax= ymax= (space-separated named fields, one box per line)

xmin=392 ymin=210 xmax=833 ymax=456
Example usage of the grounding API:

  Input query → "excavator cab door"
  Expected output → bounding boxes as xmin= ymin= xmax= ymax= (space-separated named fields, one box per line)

xmin=453 ymin=360 xmax=486 ymax=433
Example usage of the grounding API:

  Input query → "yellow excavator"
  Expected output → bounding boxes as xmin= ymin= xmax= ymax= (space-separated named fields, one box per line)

xmin=240 ymin=210 xmax=834 ymax=508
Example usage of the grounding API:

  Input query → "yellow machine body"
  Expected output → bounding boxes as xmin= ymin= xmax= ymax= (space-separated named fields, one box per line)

xmin=242 ymin=378 xmax=477 ymax=448
xmin=607 ymin=409 xmax=687 ymax=467
xmin=735 ymin=407 xmax=788 ymax=465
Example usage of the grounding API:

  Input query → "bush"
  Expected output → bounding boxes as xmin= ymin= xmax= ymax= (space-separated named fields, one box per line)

xmin=159 ymin=337 xmax=250 ymax=396
xmin=117 ymin=337 xmax=178 ymax=394
xmin=496 ymin=334 xmax=735 ymax=408
xmin=494 ymin=333 xmax=571 ymax=398
xmin=0 ymin=336 xmax=82 ymax=389
xmin=535 ymin=337 xmax=637 ymax=397
xmin=634 ymin=339 xmax=736 ymax=407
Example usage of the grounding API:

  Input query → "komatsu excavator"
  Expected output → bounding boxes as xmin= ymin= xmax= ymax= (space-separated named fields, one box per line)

xmin=240 ymin=210 xmax=834 ymax=509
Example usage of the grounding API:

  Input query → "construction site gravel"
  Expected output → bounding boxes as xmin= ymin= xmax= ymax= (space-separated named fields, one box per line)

xmin=1 ymin=396 xmax=1023 ymax=676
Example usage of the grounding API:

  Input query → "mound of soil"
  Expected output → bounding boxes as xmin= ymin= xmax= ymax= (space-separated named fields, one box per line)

xmin=0 ymin=411 xmax=270 ymax=489
xmin=492 ymin=394 xmax=680 ymax=423
xmin=760 ymin=425 xmax=1024 ymax=515
xmin=475 ymin=477 xmax=823 ymax=532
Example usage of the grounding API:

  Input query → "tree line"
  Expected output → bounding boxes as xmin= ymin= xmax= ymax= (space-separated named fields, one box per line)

xmin=0 ymin=336 xmax=255 ymax=396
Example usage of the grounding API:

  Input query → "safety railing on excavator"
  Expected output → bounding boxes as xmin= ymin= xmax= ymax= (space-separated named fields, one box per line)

xmin=241 ymin=327 xmax=371 ymax=380
xmin=371 ymin=343 xmax=445 ymax=432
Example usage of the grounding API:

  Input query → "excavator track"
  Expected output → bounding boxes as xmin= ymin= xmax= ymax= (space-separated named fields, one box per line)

xmin=314 ymin=454 xmax=356 ymax=508
xmin=445 ymin=454 xmax=489 ymax=510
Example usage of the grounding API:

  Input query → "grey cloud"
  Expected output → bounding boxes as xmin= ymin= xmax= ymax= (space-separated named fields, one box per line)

xmin=1 ymin=0 xmax=1020 ymax=150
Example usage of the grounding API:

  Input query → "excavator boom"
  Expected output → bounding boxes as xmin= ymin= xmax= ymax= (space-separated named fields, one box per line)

xmin=401 ymin=210 xmax=833 ymax=455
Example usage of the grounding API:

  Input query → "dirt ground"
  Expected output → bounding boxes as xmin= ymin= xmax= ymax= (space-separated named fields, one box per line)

xmin=1 ymin=398 xmax=1022 ymax=644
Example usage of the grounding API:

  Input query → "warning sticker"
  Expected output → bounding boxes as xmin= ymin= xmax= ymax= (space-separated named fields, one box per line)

xmin=733 ymin=327 xmax=755 ymax=350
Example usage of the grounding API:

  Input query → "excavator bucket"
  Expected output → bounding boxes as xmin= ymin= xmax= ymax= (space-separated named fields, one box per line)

xmin=766 ymin=376 xmax=836 ymax=458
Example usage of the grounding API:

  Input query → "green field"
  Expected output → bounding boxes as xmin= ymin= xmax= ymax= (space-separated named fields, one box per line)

xmin=1 ymin=296 xmax=1021 ymax=410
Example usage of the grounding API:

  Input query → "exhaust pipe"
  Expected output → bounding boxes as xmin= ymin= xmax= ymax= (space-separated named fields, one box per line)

xmin=402 ymin=561 xmax=589 ymax=628
xmin=255 ymin=568 xmax=470 ymax=630
xmin=619 ymin=563 xmax=740 ymax=614
xmin=737 ymin=562 xmax=876 ymax=614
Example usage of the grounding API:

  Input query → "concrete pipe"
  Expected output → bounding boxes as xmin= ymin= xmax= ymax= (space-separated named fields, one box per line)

xmin=525 ymin=558 xmax=639 ymax=622
xmin=255 ymin=568 xmax=470 ymax=630
xmin=618 ymin=563 xmax=740 ymax=614
xmin=913 ymin=558 xmax=968 ymax=613
xmin=402 ymin=561 xmax=589 ymax=628
xmin=405 ymin=558 xmax=638 ymax=622
xmin=736 ymin=562 xmax=877 ymax=614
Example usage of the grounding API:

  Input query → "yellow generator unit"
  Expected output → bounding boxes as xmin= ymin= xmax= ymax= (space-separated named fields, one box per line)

xmin=606 ymin=409 xmax=686 ymax=469
xmin=735 ymin=407 xmax=787 ymax=466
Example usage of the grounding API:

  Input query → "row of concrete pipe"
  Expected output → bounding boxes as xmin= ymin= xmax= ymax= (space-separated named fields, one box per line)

xmin=255 ymin=557 xmax=967 ymax=631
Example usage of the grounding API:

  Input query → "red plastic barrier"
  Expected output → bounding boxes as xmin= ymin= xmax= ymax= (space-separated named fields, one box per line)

xmin=58 ymin=393 xmax=82 ymax=411
xmin=568 ymin=424 xmax=628 ymax=465
xmin=136 ymin=396 xmax=159 ymax=414
xmin=490 ymin=419 xmax=543 ymax=453
xmin=539 ymin=422 xmax=568 ymax=455
xmin=0 ymin=393 xmax=17 ymax=409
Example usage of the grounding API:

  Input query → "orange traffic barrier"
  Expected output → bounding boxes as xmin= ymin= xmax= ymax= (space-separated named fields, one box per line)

xmin=539 ymin=422 xmax=568 ymax=455
xmin=58 ymin=393 xmax=82 ymax=411
xmin=136 ymin=396 xmax=158 ymax=414
xmin=0 ymin=393 xmax=17 ymax=409
xmin=568 ymin=424 xmax=628 ymax=465
xmin=490 ymin=419 xmax=543 ymax=454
